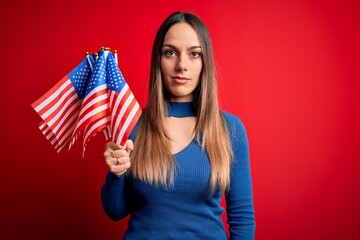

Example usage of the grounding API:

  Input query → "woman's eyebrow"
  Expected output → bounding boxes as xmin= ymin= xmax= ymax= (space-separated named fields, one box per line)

xmin=162 ymin=44 xmax=178 ymax=51
xmin=162 ymin=44 xmax=202 ymax=50
xmin=188 ymin=46 xmax=202 ymax=50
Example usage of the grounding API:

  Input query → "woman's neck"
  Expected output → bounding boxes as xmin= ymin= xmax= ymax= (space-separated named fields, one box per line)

xmin=167 ymin=101 xmax=196 ymax=117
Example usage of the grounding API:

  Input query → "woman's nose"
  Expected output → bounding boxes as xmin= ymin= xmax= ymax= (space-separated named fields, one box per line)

xmin=176 ymin=54 xmax=188 ymax=71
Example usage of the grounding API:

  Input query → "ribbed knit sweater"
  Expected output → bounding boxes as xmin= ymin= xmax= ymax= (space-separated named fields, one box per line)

xmin=101 ymin=102 xmax=255 ymax=239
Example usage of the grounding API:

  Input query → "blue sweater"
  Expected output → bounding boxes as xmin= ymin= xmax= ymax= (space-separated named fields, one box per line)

xmin=101 ymin=102 xmax=255 ymax=239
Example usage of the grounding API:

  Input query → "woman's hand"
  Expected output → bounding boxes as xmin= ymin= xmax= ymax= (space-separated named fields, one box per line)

xmin=104 ymin=140 xmax=134 ymax=177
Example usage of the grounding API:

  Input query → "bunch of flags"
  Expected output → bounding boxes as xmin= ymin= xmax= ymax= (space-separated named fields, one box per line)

xmin=31 ymin=47 xmax=142 ymax=156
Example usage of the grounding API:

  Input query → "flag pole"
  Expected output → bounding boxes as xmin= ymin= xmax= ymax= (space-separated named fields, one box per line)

xmin=85 ymin=52 xmax=94 ymax=71
xmin=114 ymin=50 xmax=118 ymax=66
xmin=93 ymin=52 xmax=99 ymax=62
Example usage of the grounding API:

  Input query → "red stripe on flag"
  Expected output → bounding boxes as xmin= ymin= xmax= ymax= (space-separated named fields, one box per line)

xmin=32 ymin=77 xmax=85 ymax=153
xmin=110 ymin=87 xmax=132 ymax=137
xmin=36 ymin=82 xmax=74 ymax=118
xmin=40 ymin=87 xmax=77 ymax=123
xmin=38 ymin=121 xmax=60 ymax=149
xmin=119 ymin=102 xmax=142 ymax=145
xmin=53 ymin=109 xmax=80 ymax=147
xmin=77 ymin=87 xmax=108 ymax=118
xmin=77 ymin=93 xmax=109 ymax=124
xmin=31 ymin=75 xmax=69 ymax=109
xmin=110 ymin=85 xmax=131 ymax=112
xmin=103 ymin=125 xmax=112 ymax=140
xmin=70 ymin=93 xmax=110 ymax=143
xmin=113 ymin=96 xmax=140 ymax=144
xmin=48 ymin=99 xmax=81 ymax=136
xmin=83 ymin=116 xmax=111 ymax=150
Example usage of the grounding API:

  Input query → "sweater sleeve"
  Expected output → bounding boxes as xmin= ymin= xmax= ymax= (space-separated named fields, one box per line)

xmin=101 ymin=172 xmax=131 ymax=221
xmin=101 ymin=119 xmax=140 ymax=221
xmin=224 ymin=114 xmax=256 ymax=239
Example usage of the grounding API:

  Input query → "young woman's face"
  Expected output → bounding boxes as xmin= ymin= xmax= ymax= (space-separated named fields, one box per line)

xmin=161 ymin=22 xmax=203 ymax=102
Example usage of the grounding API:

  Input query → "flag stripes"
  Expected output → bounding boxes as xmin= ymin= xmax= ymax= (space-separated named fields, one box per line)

xmin=33 ymin=77 xmax=83 ymax=152
xmin=110 ymin=88 xmax=140 ymax=144
xmin=32 ymin=49 xmax=141 ymax=156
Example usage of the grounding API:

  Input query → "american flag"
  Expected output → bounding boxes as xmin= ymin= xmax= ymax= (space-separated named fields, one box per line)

xmin=31 ymin=49 xmax=141 ymax=155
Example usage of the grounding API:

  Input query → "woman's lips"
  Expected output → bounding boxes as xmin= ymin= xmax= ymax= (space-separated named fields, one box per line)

xmin=172 ymin=76 xmax=190 ymax=84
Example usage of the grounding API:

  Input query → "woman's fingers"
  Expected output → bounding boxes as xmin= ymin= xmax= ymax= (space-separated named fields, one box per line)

xmin=104 ymin=142 xmax=121 ymax=158
xmin=105 ymin=142 xmax=122 ymax=151
xmin=109 ymin=161 xmax=131 ymax=176
xmin=113 ymin=149 xmax=130 ymax=158
xmin=116 ymin=156 xmax=130 ymax=165
xmin=104 ymin=140 xmax=134 ymax=176
xmin=125 ymin=140 xmax=134 ymax=151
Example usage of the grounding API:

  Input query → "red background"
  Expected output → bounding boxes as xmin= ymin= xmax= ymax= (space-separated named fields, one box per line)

xmin=1 ymin=0 xmax=359 ymax=239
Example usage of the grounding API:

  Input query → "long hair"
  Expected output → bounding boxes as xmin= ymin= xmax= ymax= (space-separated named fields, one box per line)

xmin=129 ymin=12 xmax=233 ymax=194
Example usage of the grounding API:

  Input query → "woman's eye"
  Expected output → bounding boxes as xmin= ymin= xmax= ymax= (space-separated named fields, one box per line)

xmin=164 ymin=50 xmax=176 ymax=57
xmin=191 ymin=52 xmax=202 ymax=58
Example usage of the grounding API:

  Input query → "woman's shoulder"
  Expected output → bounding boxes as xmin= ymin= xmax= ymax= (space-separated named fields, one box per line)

xmin=221 ymin=111 xmax=245 ymax=127
xmin=221 ymin=110 xmax=247 ymax=137
xmin=221 ymin=111 xmax=240 ymax=122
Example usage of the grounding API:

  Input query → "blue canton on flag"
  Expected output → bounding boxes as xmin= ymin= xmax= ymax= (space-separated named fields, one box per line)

xmin=69 ymin=57 xmax=94 ymax=99
xmin=85 ymin=50 xmax=107 ymax=95
xmin=106 ymin=51 xmax=126 ymax=92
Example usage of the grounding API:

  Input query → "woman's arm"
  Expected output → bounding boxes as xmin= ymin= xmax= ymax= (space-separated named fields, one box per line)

xmin=224 ymin=113 xmax=256 ymax=239
xmin=101 ymin=140 xmax=133 ymax=221
xmin=101 ymin=172 xmax=131 ymax=221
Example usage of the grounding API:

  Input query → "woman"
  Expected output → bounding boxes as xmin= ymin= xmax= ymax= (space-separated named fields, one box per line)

xmin=102 ymin=12 xmax=255 ymax=239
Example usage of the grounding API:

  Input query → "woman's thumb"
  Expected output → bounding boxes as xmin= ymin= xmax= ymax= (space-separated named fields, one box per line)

xmin=125 ymin=139 xmax=134 ymax=152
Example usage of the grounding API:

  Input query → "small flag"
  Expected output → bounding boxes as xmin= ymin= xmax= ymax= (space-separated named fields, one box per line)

xmin=31 ymin=49 xmax=141 ymax=155
xmin=106 ymin=50 xmax=141 ymax=145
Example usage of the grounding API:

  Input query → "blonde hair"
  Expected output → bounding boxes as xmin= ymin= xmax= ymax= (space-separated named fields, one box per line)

xmin=129 ymin=12 xmax=233 ymax=194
